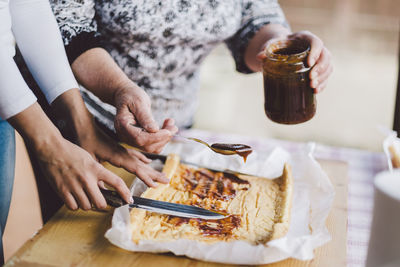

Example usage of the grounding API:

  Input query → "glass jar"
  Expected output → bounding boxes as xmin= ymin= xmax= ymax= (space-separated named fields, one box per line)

xmin=262 ymin=38 xmax=316 ymax=124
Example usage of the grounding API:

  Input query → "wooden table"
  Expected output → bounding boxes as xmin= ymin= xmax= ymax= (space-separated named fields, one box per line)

xmin=5 ymin=159 xmax=348 ymax=267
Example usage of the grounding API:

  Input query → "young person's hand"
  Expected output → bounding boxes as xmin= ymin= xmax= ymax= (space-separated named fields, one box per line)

xmin=34 ymin=135 xmax=131 ymax=210
xmin=8 ymin=102 xmax=132 ymax=210
xmin=53 ymin=89 xmax=171 ymax=188
xmin=77 ymin=117 xmax=170 ymax=188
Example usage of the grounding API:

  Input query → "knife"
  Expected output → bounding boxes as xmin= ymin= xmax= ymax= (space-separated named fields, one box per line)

xmin=100 ymin=188 xmax=226 ymax=220
xmin=141 ymin=151 xmax=255 ymax=177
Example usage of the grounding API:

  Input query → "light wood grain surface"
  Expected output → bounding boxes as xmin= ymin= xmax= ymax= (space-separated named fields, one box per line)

xmin=4 ymin=159 xmax=347 ymax=267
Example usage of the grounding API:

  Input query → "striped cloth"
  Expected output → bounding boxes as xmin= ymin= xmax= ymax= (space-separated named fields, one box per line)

xmin=180 ymin=129 xmax=388 ymax=267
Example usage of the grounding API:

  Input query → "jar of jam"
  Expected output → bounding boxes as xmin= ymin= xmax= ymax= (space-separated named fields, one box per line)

xmin=263 ymin=38 xmax=316 ymax=124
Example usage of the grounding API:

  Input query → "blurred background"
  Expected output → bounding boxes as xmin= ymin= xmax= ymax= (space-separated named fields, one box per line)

xmin=3 ymin=0 xmax=400 ymax=262
xmin=196 ymin=0 xmax=399 ymax=152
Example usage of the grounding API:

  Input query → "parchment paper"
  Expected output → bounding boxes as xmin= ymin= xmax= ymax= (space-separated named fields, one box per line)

xmin=105 ymin=142 xmax=335 ymax=265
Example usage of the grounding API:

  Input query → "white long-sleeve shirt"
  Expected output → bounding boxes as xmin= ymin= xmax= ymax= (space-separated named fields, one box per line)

xmin=0 ymin=0 xmax=78 ymax=120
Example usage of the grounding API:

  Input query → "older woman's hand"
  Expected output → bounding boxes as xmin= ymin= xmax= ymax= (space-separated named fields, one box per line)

xmin=70 ymin=48 xmax=178 ymax=154
xmin=113 ymin=84 xmax=178 ymax=154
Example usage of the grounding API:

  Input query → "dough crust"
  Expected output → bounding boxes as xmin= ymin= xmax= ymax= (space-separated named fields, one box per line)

xmin=130 ymin=154 xmax=293 ymax=244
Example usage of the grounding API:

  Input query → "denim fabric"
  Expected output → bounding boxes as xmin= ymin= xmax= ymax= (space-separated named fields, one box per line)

xmin=0 ymin=120 xmax=15 ymax=265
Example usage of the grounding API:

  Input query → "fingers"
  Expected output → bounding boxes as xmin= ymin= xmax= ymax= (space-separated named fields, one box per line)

xmin=162 ymin=118 xmax=178 ymax=134
xmin=54 ymin=173 xmax=99 ymax=211
xmin=114 ymin=86 xmax=159 ymax=133
xmin=310 ymin=47 xmax=333 ymax=93
xmin=98 ymin=180 xmax=106 ymax=189
xmin=71 ymin=186 xmax=92 ymax=211
xmin=84 ymin=180 xmax=108 ymax=209
xmin=115 ymin=98 xmax=176 ymax=152
xmin=136 ymin=166 xmax=170 ymax=187
xmin=143 ymin=118 xmax=177 ymax=153
xmin=310 ymin=47 xmax=331 ymax=81
xmin=256 ymin=50 xmax=267 ymax=61
xmin=108 ymin=147 xmax=151 ymax=173
xmin=63 ymin=192 xmax=78 ymax=211
xmin=151 ymin=170 xmax=170 ymax=184
xmin=135 ymin=169 xmax=158 ymax=188
xmin=115 ymin=105 xmax=137 ymax=133
xmin=315 ymin=79 xmax=329 ymax=93
xmin=121 ymin=124 xmax=172 ymax=153
xmin=311 ymin=64 xmax=333 ymax=93
xmin=140 ymin=118 xmax=178 ymax=153
xmin=128 ymin=149 xmax=152 ymax=163
xmin=108 ymin=147 xmax=169 ymax=187
xmin=288 ymin=31 xmax=332 ymax=93
xmin=99 ymin=166 xmax=131 ymax=204
xmin=64 ymin=169 xmax=123 ymax=210
xmin=132 ymin=103 xmax=159 ymax=133
xmin=289 ymin=31 xmax=323 ymax=68
xmin=98 ymin=138 xmax=152 ymax=165
xmin=304 ymin=34 xmax=323 ymax=68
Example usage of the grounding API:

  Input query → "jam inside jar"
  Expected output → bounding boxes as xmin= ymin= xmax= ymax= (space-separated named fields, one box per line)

xmin=263 ymin=38 xmax=316 ymax=124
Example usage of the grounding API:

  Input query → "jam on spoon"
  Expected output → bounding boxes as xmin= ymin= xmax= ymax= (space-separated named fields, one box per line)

xmin=187 ymin=138 xmax=253 ymax=163
xmin=210 ymin=143 xmax=253 ymax=162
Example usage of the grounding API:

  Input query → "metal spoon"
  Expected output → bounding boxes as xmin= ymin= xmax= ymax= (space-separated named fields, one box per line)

xmin=171 ymin=136 xmax=253 ymax=163
xmin=130 ymin=124 xmax=253 ymax=162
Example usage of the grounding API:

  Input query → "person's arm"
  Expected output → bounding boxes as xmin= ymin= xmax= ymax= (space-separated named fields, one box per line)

xmin=0 ymin=0 xmax=37 ymax=119
xmin=49 ymin=0 xmax=177 ymax=153
xmin=8 ymin=102 xmax=132 ymax=210
xmin=1 ymin=0 xmax=165 ymax=211
xmin=71 ymin=48 xmax=178 ymax=153
xmin=9 ymin=0 xmax=79 ymax=105
xmin=243 ymin=24 xmax=290 ymax=71
xmin=51 ymin=88 xmax=169 ymax=188
xmin=10 ymin=0 xmax=169 ymax=186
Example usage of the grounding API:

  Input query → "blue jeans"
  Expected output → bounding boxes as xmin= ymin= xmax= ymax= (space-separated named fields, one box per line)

xmin=0 ymin=120 xmax=15 ymax=265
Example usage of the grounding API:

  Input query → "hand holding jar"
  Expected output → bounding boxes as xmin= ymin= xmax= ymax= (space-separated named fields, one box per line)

xmin=256 ymin=31 xmax=333 ymax=124
xmin=258 ymin=31 xmax=333 ymax=94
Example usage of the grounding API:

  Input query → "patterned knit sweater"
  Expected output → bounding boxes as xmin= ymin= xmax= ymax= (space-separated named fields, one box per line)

xmin=49 ymin=0 xmax=288 ymax=129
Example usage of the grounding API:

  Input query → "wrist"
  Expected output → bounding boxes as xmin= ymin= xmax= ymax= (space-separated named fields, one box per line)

xmin=7 ymin=102 xmax=65 ymax=153
xmin=71 ymin=47 xmax=135 ymax=105
xmin=31 ymin=127 xmax=66 ymax=158
xmin=51 ymin=88 xmax=97 ymax=143
xmin=112 ymin=81 xmax=142 ymax=105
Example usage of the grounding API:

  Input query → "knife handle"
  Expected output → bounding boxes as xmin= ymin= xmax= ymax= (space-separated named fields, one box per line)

xmin=100 ymin=188 xmax=127 ymax=207
xmin=140 ymin=151 xmax=167 ymax=162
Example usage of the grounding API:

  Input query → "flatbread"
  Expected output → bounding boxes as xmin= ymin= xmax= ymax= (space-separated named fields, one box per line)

xmin=130 ymin=154 xmax=293 ymax=245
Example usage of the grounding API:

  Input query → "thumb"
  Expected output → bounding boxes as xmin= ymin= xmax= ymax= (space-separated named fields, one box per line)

xmin=162 ymin=118 xmax=178 ymax=135
xmin=133 ymin=105 xmax=159 ymax=133
xmin=256 ymin=51 xmax=267 ymax=61
xmin=129 ymin=100 xmax=160 ymax=133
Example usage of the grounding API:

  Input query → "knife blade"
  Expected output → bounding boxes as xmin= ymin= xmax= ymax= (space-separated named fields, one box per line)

xmin=100 ymin=188 xmax=226 ymax=220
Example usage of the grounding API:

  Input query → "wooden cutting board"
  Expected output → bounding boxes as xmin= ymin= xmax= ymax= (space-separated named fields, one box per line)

xmin=5 ymin=159 xmax=347 ymax=267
